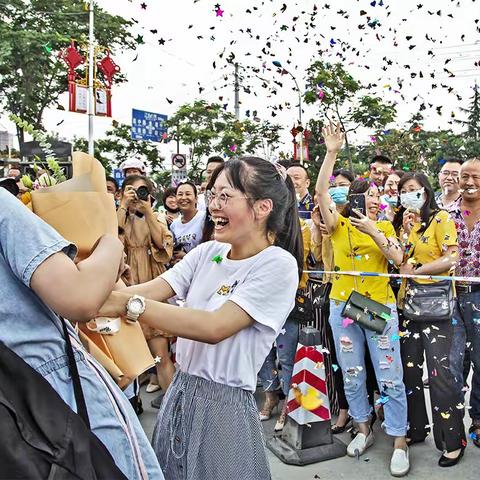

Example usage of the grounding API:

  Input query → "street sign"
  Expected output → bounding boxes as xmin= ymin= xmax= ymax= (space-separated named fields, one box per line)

xmin=172 ymin=153 xmax=186 ymax=169
xmin=131 ymin=109 xmax=168 ymax=142
xmin=171 ymin=153 xmax=188 ymax=186
xmin=112 ymin=168 xmax=125 ymax=187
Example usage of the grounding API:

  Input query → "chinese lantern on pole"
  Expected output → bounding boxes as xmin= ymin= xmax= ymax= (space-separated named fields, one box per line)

xmin=291 ymin=124 xmax=310 ymax=163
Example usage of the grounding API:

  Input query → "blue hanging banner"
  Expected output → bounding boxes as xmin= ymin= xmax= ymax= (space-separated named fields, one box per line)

xmin=131 ymin=109 xmax=168 ymax=142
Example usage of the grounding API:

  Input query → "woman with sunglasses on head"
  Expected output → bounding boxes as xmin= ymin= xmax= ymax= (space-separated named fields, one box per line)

xmin=316 ymin=122 xmax=409 ymax=477
xmin=96 ymin=157 xmax=303 ymax=479
xmin=118 ymin=175 xmax=175 ymax=396
xmin=393 ymin=172 xmax=465 ymax=467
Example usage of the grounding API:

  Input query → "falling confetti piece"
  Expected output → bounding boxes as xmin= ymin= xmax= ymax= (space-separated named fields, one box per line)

xmin=342 ymin=317 xmax=354 ymax=327
xmin=211 ymin=255 xmax=223 ymax=263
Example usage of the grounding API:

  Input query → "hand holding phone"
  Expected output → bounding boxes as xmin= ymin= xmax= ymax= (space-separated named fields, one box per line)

xmin=349 ymin=193 xmax=366 ymax=218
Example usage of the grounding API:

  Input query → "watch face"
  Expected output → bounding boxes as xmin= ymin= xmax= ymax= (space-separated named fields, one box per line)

xmin=130 ymin=298 xmax=143 ymax=315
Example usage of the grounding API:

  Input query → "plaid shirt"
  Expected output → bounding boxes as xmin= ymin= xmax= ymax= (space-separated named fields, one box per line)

xmin=449 ymin=199 xmax=480 ymax=278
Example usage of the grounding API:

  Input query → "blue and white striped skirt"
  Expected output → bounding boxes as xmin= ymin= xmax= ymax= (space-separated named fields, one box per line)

xmin=152 ymin=370 xmax=271 ymax=480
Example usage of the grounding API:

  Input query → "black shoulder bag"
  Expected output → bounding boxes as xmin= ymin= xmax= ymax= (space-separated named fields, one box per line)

xmin=402 ymin=214 xmax=454 ymax=322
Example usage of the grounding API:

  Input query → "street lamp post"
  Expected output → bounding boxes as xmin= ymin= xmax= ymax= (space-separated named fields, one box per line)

xmin=273 ymin=60 xmax=304 ymax=162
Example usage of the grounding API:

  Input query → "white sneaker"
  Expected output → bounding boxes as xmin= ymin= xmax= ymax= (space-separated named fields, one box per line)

xmin=390 ymin=447 xmax=410 ymax=477
xmin=347 ymin=430 xmax=374 ymax=457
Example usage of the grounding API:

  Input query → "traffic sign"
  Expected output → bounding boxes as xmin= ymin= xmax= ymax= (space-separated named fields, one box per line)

xmin=172 ymin=153 xmax=186 ymax=169
xmin=131 ymin=109 xmax=167 ymax=142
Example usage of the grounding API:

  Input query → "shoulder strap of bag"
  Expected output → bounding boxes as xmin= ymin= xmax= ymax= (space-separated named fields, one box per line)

xmin=346 ymin=223 xmax=359 ymax=291
xmin=406 ymin=212 xmax=437 ymax=260
xmin=60 ymin=317 xmax=91 ymax=429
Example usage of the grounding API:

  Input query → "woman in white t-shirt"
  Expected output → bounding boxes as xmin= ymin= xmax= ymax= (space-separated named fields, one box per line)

xmin=97 ymin=157 xmax=303 ymax=479
xmin=170 ymin=181 xmax=206 ymax=265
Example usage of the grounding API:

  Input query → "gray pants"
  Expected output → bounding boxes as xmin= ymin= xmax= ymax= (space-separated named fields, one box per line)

xmin=152 ymin=371 xmax=271 ymax=480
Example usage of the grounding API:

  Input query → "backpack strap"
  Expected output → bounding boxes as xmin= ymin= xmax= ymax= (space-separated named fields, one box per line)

xmin=60 ymin=317 xmax=91 ymax=429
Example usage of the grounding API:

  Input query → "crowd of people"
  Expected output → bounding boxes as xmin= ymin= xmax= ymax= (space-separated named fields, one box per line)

xmin=0 ymin=121 xmax=479 ymax=479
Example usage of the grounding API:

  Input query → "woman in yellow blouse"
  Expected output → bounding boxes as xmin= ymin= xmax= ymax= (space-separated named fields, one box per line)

xmin=393 ymin=172 xmax=466 ymax=467
xmin=317 ymin=123 xmax=409 ymax=477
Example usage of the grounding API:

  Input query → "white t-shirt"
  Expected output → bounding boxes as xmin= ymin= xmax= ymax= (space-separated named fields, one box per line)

xmin=197 ymin=193 xmax=207 ymax=211
xmin=170 ymin=210 xmax=206 ymax=252
xmin=161 ymin=241 xmax=299 ymax=391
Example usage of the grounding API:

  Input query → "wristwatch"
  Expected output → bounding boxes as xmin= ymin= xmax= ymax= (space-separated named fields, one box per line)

xmin=126 ymin=295 xmax=146 ymax=323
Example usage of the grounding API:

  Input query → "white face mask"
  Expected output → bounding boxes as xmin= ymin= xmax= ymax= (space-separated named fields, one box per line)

xmin=400 ymin=188 xmax=425 ymax=210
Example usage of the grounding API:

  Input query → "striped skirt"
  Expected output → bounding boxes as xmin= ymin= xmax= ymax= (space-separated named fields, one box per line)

xmin=152 ymin=371 xmax=271 ymax=480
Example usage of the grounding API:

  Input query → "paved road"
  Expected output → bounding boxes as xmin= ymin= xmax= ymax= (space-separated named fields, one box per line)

xmin=139 ymin=386 xmax=478 ymax=479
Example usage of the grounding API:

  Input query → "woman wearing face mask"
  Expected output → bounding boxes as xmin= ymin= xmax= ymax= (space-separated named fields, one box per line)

xmin=393 ymin=172 xmax=466 ymax=467
xmin=96 ymin=157 xmax=302 ymax=479
xmin=170 ymin=181 xmax=206 ymax=265
xmin=118 ymin=175 xmax=175 ymax=396
xmin=311 ymin=169 xmax=360 ymax=434
xmin=381 ymin=171 xmax=404 ymax=221
xmin=317 ymin=123 xmax=409 ymax=477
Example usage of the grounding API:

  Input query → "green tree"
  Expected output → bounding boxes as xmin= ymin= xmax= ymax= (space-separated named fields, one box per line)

xmin=455 ymin=83 xmax=480 ymax=140
xmin=304 ymin=61 xmax=396 ymax=173
xmin=73 ymin=120 xmax=165 ymax=174
xmin=166 ymin=100 xmax=283 ymax=176
xmin=0 ymin=0 xmax=135 ymax=146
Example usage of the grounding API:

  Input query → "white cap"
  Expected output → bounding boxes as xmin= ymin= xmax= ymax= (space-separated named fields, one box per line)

xmin=120 ymin=158 xmax=146 ymax=174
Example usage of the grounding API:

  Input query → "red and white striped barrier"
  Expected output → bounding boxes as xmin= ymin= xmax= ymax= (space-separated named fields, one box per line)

xmin=286 ymin=344 xmax=331 ymax=425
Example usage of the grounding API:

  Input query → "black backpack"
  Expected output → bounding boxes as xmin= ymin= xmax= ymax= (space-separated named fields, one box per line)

xmin=0 ymin=319 xmax=127 ymax=479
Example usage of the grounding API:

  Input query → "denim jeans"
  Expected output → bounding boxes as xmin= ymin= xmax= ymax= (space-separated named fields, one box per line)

xmin=258 ymin=317 xmax=299 ymax=396
xmin=452 ymin=291 xmax=480 ymax=422
xmin=329 ymin=300 xmax=407 ymax=437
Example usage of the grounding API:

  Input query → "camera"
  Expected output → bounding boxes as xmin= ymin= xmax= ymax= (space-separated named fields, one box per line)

xmin=135 ymin=185 xmax=150 ymax=201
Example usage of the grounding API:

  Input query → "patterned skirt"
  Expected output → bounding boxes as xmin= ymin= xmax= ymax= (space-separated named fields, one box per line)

xmin=152 ymin=371 xmax=271 ymax=480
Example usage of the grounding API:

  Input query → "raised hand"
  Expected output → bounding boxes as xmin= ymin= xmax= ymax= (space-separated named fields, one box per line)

xmin=322 ymin=121 xmax=345 ymax=154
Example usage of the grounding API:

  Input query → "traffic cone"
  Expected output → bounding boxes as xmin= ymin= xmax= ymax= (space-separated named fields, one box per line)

xmin=267 ymin=326 xmax=346 ymax=465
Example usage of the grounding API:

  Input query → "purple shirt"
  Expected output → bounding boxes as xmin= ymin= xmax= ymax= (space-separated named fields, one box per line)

xmin=449 ymin=199 xmax=480 ymax=278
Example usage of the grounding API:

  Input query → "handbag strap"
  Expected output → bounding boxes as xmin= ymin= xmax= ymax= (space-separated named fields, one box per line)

xmin=346 ymin=225 xmax=359 ymax=291
xmin=405 ymin=212 xmax=437 ymax=261
xmin=60 ymin=317 xmax=91 ymax=429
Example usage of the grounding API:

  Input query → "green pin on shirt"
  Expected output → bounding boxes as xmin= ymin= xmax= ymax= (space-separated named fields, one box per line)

xmin=212 ymin=255 xmax=223 ymax=264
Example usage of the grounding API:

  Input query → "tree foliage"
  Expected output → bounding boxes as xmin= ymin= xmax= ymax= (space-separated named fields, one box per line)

xmin=73 ymin=121 xmax=164 ymax=174
xmin=165 ymin=100 xmax=282 ymax=178
xmin=455 ymin=83 xmax=480 ymax=140
xmin=304 ymin=60 xmax=396 ymax=172
xmin=0 ymin=0 xmax=135 ymax=145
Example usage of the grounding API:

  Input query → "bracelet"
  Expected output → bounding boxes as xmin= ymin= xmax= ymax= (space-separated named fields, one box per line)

xmin=119 ymin=206 xmax=128 ymax=213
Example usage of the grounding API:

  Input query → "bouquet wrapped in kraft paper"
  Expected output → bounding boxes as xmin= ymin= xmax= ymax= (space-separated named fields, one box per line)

xmin=31 ymin=152 xmax=154 ymax=389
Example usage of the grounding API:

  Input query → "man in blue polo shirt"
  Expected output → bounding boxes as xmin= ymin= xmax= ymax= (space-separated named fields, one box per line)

xmin=287 ymin=163 xmax=313 ymax=220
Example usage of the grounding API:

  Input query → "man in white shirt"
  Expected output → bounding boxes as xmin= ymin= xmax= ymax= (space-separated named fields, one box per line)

xmin=436 ymin=159 xmax=462 ymax=209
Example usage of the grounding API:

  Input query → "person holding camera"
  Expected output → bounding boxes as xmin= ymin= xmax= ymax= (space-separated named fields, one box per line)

xmin=118 ymin=175 xmax=175 ymax=395
xmin=316 ymin=122 xmax=409 ymax=477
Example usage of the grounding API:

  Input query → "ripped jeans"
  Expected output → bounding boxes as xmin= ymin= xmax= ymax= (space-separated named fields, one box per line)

xmin=329 ymin=300 xmax=407 ymax=437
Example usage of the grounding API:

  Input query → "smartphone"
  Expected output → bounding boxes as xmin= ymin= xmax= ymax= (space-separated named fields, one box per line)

xmin=349 ymin=193 xmax=366 ymax=217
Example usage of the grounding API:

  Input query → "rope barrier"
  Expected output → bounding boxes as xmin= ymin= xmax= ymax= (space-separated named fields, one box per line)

xmin=305 ymin=270 xmax=480 ymax=283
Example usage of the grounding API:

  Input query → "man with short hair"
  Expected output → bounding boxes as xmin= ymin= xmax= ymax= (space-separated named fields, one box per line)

xmin=198 ymin=156 xmax=225 ymax=211
xmin=287 ymin=163 xmax=313 ymax=220
xmin=369 ymin=155 xmax=393 ymax=187
xmin=7 ymin=166 xmax=21 ymax=178
xmin=449 ymin=157 xmax=480 ymax=449
xmin=436 ymin=159 xmax=462 ymax=209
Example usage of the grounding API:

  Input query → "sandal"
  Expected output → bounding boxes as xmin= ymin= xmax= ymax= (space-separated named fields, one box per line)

xmin=331 ymin=416 xmax=352 ymax=434
xmin=259 ymin=397 xmax=279 ymax=421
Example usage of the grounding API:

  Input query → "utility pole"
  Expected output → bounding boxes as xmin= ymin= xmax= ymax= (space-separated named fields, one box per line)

xmin=234 ymin=63 xmax=240 ymax=120
xmin=87 ymin=0 xmax=95 ymax=155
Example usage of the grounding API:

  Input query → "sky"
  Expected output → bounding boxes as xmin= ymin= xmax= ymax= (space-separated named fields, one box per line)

xmin=1 ymin=0 xmax=479 ymax=164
